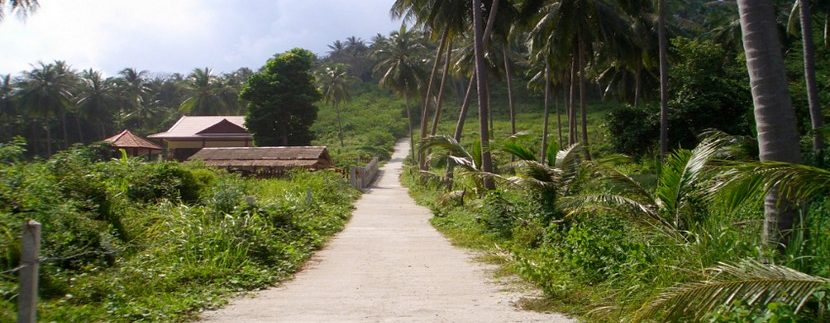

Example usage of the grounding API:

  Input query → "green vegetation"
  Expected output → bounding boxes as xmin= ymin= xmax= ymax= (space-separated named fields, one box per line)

xmin=0 ymin=141 xmax=359 ymax=321
xmin=243 ymin=48 xmax=321 ymax=146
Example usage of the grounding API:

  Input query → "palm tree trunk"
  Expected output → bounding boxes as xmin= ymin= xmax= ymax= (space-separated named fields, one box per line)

xmin=45 ymin=121 xmax=52 ymax=156
xmin=658 ymin=0 xmax=670 ymax=160
xmin=405 ymin=92 xmax=415 ymax=160
xmin=825 ymin=12 xmax=829 ymax=49
xmin=472 ymin=0 xmax=495 ymax=190
xmin=799 ymin=0 xmax=824 ymax=162
xmin=486 ymin=77 xmax=493 ymax=139
xmin=419 ymin=27 xmax=450 ymax=170
xmin=75 ymin=114 xmax=84 ymax=143
xmin=578 ymin=35 xmax=591 ymax=160
xmin=568 ymin=55 xmax=577 ymax=145
xmin=559 ymin=84 xmax=565 ymax=148
xmin=634 ymin=66 xmax=641 ymax=107
xmin=541 ymin=60 xmax=551 ymax=162
xmin=61 ymin=110 xmax=69 ymax=149
xmin=737 ymin=0 xmax=803 ymax=249
xmin=454 ymin=74 xmax=477 ymax=142
xmin=503 ymin=47 xmax=516 ymax=136
xmin=446 ymin=73 xmax=477 ymax=181
xmin=430 ymin=39 xmax=454 ymax=136
xmin=335 ymin=101 xmax=345 ymax=147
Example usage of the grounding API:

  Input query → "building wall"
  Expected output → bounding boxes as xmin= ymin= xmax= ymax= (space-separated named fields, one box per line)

xmin=164 ymin=139 xmax=252 ymax=161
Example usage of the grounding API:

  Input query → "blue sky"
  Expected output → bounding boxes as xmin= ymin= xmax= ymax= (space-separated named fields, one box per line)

xmin=0 ymin=0 xmax=401 ymax=76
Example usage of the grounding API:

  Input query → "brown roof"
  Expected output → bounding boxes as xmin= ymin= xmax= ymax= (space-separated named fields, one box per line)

xmin=103 ymin=130 xmax=162 ymax=150
xmin=148 ymin=116 xmax=252 ymax=139
xmin=188 ymin=146 xmax=333 ymax=169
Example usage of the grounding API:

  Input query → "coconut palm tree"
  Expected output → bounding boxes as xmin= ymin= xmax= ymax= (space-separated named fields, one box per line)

xmin=316 ymin=63 xmax=355 ymax=147
xmin=737 ymin=0 xmax=803 ymax=248
xmin=473 ymin=0 xmax=495 ymax=189
xmin=789 ymin=0 xmax=824 ymax=162
xmin=658 ymin=0 xmax=670 ymax=160
xmin=180 ymin=67 xmax=225 ymax=115
xmin=526 ymin=0 xmax=634 ymax=160
xmin=17 ymin=62 xmax=74 ymax=155
xmin=0 ymin=0 xmax=38 ymax=22
xmin=116 ymin=68 xmax=153 ymax=130
xmin=0 ymin=74 xmax=15 ymax=141
xmin=373 ymin=25 xmax=428 ymax=158
xmin=76 ymin=69 xmax=118 ymax=139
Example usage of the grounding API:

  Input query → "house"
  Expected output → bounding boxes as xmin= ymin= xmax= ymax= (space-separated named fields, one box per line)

xmin=148 ymin=116 xmax=253 ymax=161
xmin=103 ymin=129 xmax=162 ymax=158
xmin=188 ymin=146 xmax=333 ymax=176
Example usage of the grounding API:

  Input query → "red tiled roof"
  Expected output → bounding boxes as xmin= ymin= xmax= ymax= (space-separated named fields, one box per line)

xmin=148 ymin=116 xmax=252 ymax=139
xmin=104 ymin=130 xmax=162 ymax=150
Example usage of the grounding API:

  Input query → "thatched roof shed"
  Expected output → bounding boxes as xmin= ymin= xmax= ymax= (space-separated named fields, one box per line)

xmin=103 ymin=130 xmax=162 ymax=157
xmin=188 ymin=146 xmax=333 ymax=176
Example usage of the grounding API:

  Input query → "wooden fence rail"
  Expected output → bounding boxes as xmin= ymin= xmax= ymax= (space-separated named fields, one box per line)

xmin=349 ymin=157 xmax=380 ymax=190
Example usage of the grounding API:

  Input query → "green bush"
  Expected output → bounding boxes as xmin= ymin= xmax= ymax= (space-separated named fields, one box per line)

xmin=127 ymin=162 xmax=204 ymax=204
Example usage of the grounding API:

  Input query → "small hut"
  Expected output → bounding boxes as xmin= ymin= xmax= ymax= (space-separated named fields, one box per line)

xmin=188 ymin=146 xmax=333 ymax=176
xmin=104 ymin=130 xmax=162 ymax=158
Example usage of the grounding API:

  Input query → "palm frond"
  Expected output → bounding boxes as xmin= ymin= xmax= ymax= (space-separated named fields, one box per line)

xmin=633 ymin=259 xmax=830 ymax=322
xmin=419 ymin=135 xmax=476 ymax=167
xmin=501 ymin=142 xmax=537 ymax=161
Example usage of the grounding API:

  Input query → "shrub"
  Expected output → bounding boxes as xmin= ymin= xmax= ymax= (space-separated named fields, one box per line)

xmin=127 ymin=162 xmax=203 ymax=204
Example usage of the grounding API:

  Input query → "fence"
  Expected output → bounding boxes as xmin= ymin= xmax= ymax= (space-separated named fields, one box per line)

xmin=1 ymin=220 xmax=41 ymax=323
xmin=349 ymin=157 xmax=379 ymax=190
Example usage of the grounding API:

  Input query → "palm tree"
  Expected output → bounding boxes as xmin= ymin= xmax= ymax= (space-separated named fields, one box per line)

xmin=52 ymin=60 xmax=78 ymax=148
xmin=316 ymin=63 xmax=355 ymax=147
xmin=0 ymin=74 xmax=15 ymax=141
xmin=790 ymin=0 xmax=824 ymax=162
xmin=472 ymin=0 xmax=495 ymax=189
xmin=373 ymin=25 xmax=427 ymax=158
xmin=17 ymin=62 xmax=74 ymax=155
xmin=526 ymin=0 xmax=634 ymax=160
xmin=658 ymin=0 xmax=670 ymax=160
xmin=0 ymin=0 xmax=38 ymax=22
xmin=76 ymin=69 xmax=117 ymax=139
xmin=737 ymin=0 xmax=803 ymax=248
xmin=180 ymin=67 xmax=225 ymax=115
xmin=116 ymin=68 xmax=153 ymax=130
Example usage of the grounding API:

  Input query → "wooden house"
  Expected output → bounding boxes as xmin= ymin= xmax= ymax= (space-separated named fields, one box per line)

xmin=188 ymin=146 xmax=333 ymax=176
xmin=148 ymin=116 xmax=253 ymax=161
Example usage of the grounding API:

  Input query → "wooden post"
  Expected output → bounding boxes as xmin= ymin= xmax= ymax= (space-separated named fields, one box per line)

xmin=18 ymin=220 xmax=40 ymax=323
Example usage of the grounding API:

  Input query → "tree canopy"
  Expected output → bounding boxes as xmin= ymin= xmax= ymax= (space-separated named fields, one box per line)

xmin=241 ymin=48 xmax=321 ymax=146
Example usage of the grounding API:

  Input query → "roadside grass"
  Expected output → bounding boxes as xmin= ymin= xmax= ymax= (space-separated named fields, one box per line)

xmin=0 ymin=146 xmax=360 ymax=322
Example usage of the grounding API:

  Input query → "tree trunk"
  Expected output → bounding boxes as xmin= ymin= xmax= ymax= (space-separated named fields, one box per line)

xmin=737 ymin=0 xmax=803 ymax=248
xmin=568 ymin=55 xmax=577 ymax=145
xmin=472 ymin=0 xmax=495 ymax=190
xmin=405 ymin=92 xmax=415 ymax=160
xmin=75 ymin=114 xmax=84 ymax=143
xmin=61 ymin=110 xmax=69 ymax=149
xmin=45 ymin=121 xmax=52 ymax=156
xmin=559 ymin=84 xmax=565 ymax=148
xmin=430 ymin=39 xmax=454 ymax=136
xmin=335 ymin=101 xmax=345 ymax=147
xmin=541 ymin=60 xmax=551 ymax=162
xmin=658 ymin=0 xmax=670 ymax=160
xmin=503 ymin=47 xmax=516 ymax=136
xmin=454 ymin=74 xmax=477 ymax=142
xmin=419 ymin=27 xmax=450 ymax=170
xmin=634 ymin=66 xmax=641 ymax=107
xmin=578 ymin=35 xmax=591 ymax=160
xmin=799 ymin=0 xmax=824 ymax=162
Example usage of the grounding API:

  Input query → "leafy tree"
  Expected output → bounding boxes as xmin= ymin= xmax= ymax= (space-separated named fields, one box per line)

xmin=241 ymin=48 xmax=321 ymax=146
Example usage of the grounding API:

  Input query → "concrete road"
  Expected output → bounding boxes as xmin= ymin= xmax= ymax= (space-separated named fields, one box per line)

xmin=200 ymin=140 xmax=573 ymax=323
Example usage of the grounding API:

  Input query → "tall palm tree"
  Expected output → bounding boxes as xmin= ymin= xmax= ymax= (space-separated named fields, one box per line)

xmin=52 ymin=60 xmax=78 ymax=148
xmin=373 ymin=25 xmax=428 ymax=158
xmin=316 ymin=63 xmax=355 ymax=147
xmin=0 ymin=0 xmax=38 ymax=22
xmin=116 ymin=68 xmax=152 ymax=130
xmin=790 ymin=0 xmax=824 ymax=162
xmin=0 ymin=74 xmax=15 ymax=141
xmin=180 ymin=67 xmax=225 ymax=115
xmin=737 ymin=0 xmax=803 ymax=248
xmin=526 ymin=0 xmax=634 ymax=160
xmin=472 ymin=0 xmax=495 ymax=190
xmin=76 ymin=69 xmax=117 ymax=139
xmin=658 ymin=0 xmax=670 ymax=160
xmin=17 ymin=62 xmax=74 ymax=155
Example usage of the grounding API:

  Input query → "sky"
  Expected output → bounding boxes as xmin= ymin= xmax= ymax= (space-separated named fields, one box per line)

xmin=0 ymin=0 xmax=401 ymax=76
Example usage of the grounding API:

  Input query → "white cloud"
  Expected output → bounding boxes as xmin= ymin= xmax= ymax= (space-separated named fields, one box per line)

xmin=0 ymin=0 xmax=399 ymax=76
